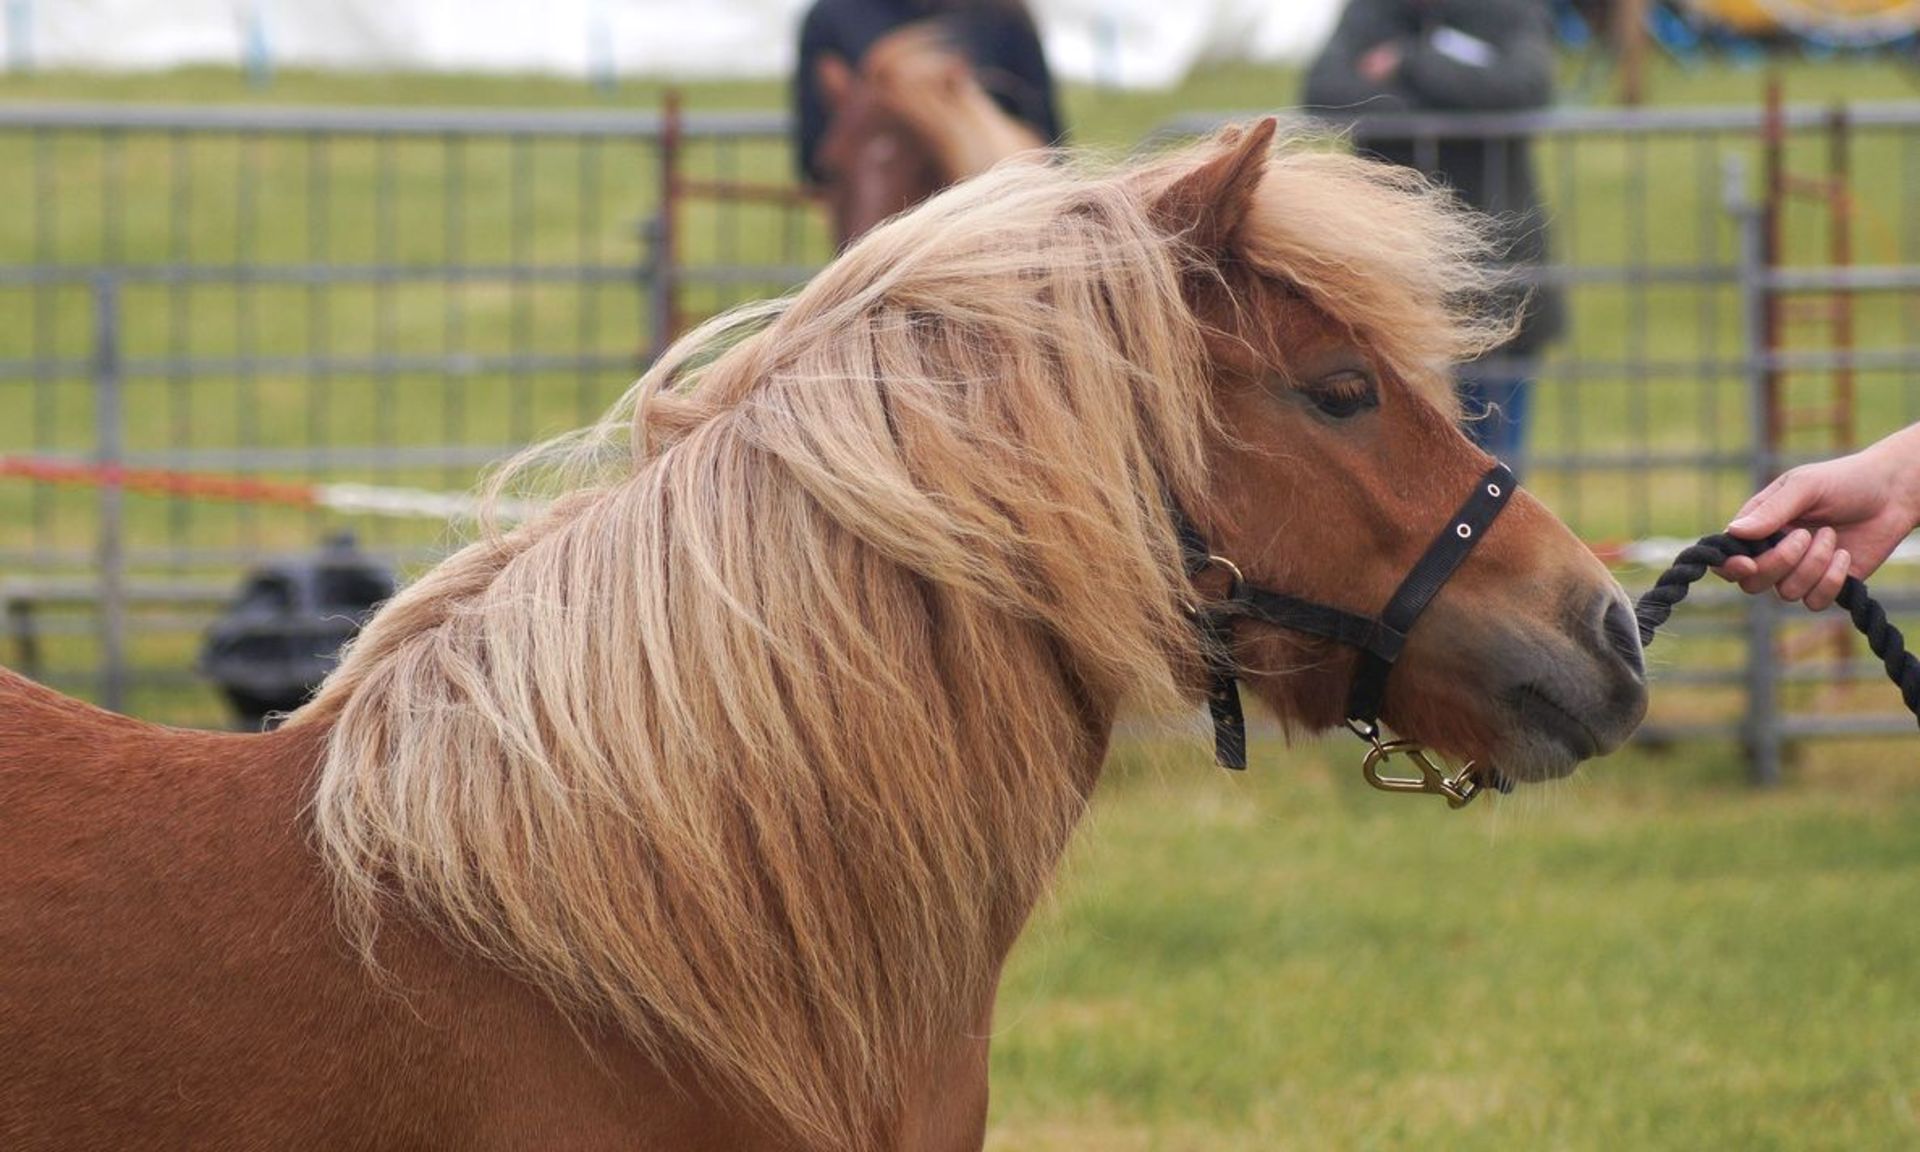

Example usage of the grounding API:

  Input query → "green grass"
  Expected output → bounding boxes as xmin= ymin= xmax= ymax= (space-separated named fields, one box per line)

xmin=988 ymin=734 xmax=1920 ymax=1150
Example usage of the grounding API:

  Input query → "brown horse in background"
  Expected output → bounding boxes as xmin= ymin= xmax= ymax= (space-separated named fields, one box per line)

xmin=813 ymin=23 xmax=1047 ymax=246
xmin=0 ymin=122 xmax=1648 ymax=1151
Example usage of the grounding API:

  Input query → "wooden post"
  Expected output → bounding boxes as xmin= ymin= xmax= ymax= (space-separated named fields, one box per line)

xmin=1614 ymin=0 xmax=1649 ymax=107
xmin=651 ymin=88 xmax=682 ymax=359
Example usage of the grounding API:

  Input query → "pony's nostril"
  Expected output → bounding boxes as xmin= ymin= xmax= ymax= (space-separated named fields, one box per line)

xmin=1600 ymin=594 xmax=1645 ymax=678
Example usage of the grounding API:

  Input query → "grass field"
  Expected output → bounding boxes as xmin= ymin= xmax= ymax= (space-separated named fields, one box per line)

xmin=988 ymin=734 xmax=1920 ymax=1150
xmin=5 ymin=52 xmax=1920 ymax=1148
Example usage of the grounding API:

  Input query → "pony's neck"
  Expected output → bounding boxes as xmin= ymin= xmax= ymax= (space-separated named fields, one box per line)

xmin=301 ymin=146 xmax=1218 ymax=1145
xmin=300 ymin=495 xmax=1130 ymax=1149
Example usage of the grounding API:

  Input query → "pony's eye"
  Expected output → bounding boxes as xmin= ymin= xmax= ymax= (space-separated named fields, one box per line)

xmin=1302 ymin=370 xmax=1379 ymax=419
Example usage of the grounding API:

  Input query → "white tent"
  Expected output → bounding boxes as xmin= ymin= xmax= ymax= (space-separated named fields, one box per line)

xmin=3 ymin=0 xmax=1343 ymax=90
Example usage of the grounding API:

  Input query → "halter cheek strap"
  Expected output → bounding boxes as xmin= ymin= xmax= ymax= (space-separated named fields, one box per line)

xmin=1179 ymin=463 xmax=1517 ymax=771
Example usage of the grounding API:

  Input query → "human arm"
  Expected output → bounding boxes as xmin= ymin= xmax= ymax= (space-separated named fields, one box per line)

xmin=963 ymin=3 xmax=1063 ymax=143
xmin=1396 ymin=0 xmax=1554 ymax=111
xmin=1717 ymin=422 xmax=1920 ymax=610
xmin=1302 ymin=0 xmax=1419 ymax=113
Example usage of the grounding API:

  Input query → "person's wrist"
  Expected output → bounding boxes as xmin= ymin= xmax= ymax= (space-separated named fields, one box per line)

xmin=1876 ymin=423 xmax=1920 ymax=528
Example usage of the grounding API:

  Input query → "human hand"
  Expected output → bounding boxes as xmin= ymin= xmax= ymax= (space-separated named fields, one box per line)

xmin=1717 ymin=425 xmax=1920 ymax=610
xmin=1358 ymin=42 xmax=1404 ymax=84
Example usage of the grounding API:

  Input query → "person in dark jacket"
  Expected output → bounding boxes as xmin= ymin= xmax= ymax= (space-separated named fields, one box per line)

xmin=1303 ymin=0 xmax=1564 ymax=468
xmin=793 ymin=0 xmax=1061 ymax=187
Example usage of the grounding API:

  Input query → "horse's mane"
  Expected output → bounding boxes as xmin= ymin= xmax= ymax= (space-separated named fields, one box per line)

xmin=299 ymin=130 xmax=1508 ymax=1149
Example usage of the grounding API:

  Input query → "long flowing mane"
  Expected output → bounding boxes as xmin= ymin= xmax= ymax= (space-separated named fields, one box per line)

xmin=297 ymin=130 xmax=1507 ymax=1149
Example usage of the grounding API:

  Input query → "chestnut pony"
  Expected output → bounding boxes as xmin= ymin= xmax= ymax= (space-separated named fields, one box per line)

xmin=0 ymin=123 xmax=1647 ymax=1151
xmin=813 ymin=23 xmax=1047 ymax=246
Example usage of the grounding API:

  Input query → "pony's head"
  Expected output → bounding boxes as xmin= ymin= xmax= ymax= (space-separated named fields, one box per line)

xmin=1155 ymin=120 xmax=1647 ymax=779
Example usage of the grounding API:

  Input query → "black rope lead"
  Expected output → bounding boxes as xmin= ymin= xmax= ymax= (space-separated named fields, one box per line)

xmin=1632 ymin=530 xmax=1920 ymax=726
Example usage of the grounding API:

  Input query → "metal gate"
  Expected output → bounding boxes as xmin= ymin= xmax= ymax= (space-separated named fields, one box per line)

xmin=0 ymin=101 xmax=818 ymax=720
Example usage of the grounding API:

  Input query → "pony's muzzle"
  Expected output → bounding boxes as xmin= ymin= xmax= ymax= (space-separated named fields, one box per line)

xmin=1476 ymin=585 xmax=1650 ymax=783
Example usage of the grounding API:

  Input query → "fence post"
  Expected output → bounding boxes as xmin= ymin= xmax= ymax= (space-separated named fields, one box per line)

xmin=93 ymin=272 xmax=128 ymax=714
xmin=648 ymin=88 xmax=682 ymax=362
xmin=1728 ymin=158 xmax=1782 ymax=786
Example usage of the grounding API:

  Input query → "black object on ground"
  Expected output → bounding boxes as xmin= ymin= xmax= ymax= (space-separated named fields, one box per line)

xmin=200 ymin=533 xmax=396 ymax=730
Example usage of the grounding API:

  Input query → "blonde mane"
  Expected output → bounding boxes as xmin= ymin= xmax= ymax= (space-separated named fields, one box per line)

xmin=300 ymin=130 xmax=1509 ymax=1149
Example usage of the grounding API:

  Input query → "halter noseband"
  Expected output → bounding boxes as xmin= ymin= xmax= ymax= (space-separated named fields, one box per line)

xmin=1177 ymin=462 xmax=1517 ymax=806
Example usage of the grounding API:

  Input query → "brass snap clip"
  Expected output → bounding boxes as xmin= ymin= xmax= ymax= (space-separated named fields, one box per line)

xmin=1347 ymin=721 xmax=1488 ymax=810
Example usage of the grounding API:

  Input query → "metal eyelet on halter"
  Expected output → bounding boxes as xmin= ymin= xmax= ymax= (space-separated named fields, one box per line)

xmin=1455 ymin=523 xmax=1473 ymax=539
xmin=1487 ymin=482 xmax=1502 ymax=498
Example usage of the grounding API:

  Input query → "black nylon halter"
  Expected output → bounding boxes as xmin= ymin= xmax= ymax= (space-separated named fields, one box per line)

xmin=1178 ymin=462 xmax=1517 ymax=769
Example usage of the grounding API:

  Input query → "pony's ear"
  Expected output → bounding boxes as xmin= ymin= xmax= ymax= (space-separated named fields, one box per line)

xmin=817 ymin=53 xmax=854 ymax=114
xmin=1150 ymin=117 xmax=1276 ymax=254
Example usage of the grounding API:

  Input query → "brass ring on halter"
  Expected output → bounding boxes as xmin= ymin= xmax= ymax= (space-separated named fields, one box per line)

xmin=1439 ymin=761 xmax=1484 ymax=809
xmin=1198 ymin=554 xmax=1244 ymax=584
xmin=1344 ymin=717 xmax=1384 ymax=749
xmin=1181 ymin=555 xmax=1245 ymax=618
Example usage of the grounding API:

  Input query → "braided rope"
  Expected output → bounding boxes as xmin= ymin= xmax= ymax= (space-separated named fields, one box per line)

xmin=1633 ymin=531 xmax=1920 ymax=726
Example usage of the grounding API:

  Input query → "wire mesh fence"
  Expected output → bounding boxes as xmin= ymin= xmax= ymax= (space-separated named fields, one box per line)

xmin=0 ymin=103 xmax=828 ymax=719
xmin=2 ymin=97 xmax=1917 ymax=769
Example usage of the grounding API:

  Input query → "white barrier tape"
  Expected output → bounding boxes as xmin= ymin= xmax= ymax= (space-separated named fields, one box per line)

xmin=317 ymin=483 xmax=546 ymax=524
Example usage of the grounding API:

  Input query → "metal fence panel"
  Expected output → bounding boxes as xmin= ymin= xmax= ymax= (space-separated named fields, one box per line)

xmin=5 ymin=98 xmax=1919 ymax=763
xmin=0 ymin=106 xmax=682 ymax=717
